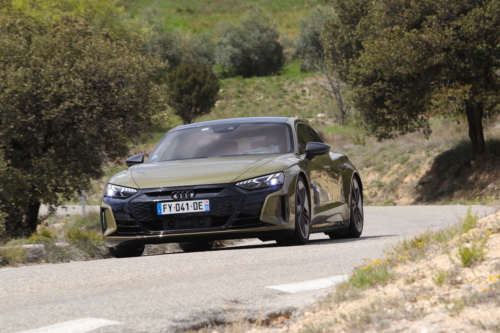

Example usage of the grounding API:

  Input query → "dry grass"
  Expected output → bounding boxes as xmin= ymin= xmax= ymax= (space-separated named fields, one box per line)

xmin=0 ymin=212 xmax=109 ymax=267
xmin=238 ymin=209 xmax=500 ymax=332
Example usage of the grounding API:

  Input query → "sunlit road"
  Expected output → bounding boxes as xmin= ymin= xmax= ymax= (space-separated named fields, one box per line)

xmin=0 ymin=205 xmax=494 ymax=333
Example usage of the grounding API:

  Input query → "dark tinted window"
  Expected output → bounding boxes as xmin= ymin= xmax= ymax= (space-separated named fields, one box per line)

xmin=148 ymin=123 xmax=294 ymax=162
xmin=296 ymin=123 xmax=323 ymax=154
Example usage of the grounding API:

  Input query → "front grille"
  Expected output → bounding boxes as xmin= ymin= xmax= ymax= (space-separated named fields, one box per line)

xmin=128 ymin=188 xmax=241 ymax=232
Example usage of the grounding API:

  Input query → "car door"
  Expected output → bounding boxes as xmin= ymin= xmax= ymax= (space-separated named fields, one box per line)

xmin=296 ymin=123 xmax=337 ymax=225
xmin=326 ymin=152 xmax=350 ymax=222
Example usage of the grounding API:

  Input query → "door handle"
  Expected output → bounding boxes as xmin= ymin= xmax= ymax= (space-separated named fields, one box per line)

xmin=339 ymin=164 xmax=348 ymax=171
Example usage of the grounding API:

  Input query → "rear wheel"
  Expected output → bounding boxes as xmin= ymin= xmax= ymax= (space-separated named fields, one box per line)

xmin=347 ymin=177 xmax=363 ymax=238
xmin=276 ymin=177 xmax=310 ymax=246
xmin=108 ymin=244 xmax=145 ymax=258
xmin=179 ymin=240 xmax=215 ymax=252
xmin=326 ymin=177 xmax=363 ymax=239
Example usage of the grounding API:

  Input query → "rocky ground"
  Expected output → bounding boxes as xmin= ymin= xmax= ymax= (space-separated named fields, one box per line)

xmin=266 ymin=212 xmax=500 ymax=333
xmin=202 ymin=211 xmax=500 ymax=333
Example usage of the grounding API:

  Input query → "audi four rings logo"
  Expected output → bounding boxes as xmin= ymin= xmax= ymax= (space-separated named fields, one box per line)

xmin=171 ymin=190 xmax=196 ymax=200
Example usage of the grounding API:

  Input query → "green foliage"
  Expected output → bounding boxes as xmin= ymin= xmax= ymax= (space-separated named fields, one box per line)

xmin=433 ymin=269 xmax=450 ymax=286
xmin=0 ymin=244 xmax=27 ymax=266
xmin=0 ymin=16 xmax=166 ymax=232
xmin=147 ymin=30 xmax=215 ymax=71
xmin=215 ymin=9 xmax=285 ymax=78
xmin=165 ymin=62 xmax=220 ymax=124
xmin=322 ymin=0 xmax=500 ymax=159
xmin=0 ymin=153 xmax=31 ymax=236
xmin=2 ymin=0 xmax=145 ymax=38
xmin=68 ymin=212 xmax=102 ymax=232
xmin=65 ymin=227 xmax=107 ymax=258
xmin=28 ymin=227 xmax=57 ymax=244
xmin=147 ymin=29 xmax=184 ymax=70
xmin=458 ymin=236 xmax=488 ymax=267
xmin=293 ymin=5 xmax=336 ymax=72
xmin=462 ymin=208 xmax=478 ymax=234
xmin=350 ymin=260 xmax=392 ymax=289
xmin=184 ymin=33 xmax=216 ymax=65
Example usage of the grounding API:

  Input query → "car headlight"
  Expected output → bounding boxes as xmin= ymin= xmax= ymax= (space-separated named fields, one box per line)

xmin=104 ymin=184 xmax=138 ymax=199
xmin=236 ymin=172 xmax=284 ymax=190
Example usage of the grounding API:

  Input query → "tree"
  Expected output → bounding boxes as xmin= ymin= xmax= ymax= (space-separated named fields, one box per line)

xmin=315 ymin=62 xmax=351 ymax=125
xmin=1 ymin=0 xmax=144 ymax=38
xmin=215 ymin=9 xmax=285 ymax=77
xmin=165 ymin=62 xmax=220 ymax=124
xmin=294 ymin=5 xmax=336 ymax=72
xmin=0 ymin=16 xmax=166 ymax=233
xmin=322 ymin=0 xmax=500 ymax=161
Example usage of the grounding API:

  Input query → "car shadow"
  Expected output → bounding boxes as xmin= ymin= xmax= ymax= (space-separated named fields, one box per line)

xmin=212 ymin=234 xmax=398 ymax=251
xmin=142 ymin=234 xmax=398 ymax=257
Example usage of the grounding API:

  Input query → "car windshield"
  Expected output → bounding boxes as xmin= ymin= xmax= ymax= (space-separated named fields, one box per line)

xmin=148 ymin=122 xmax=294 ymax=162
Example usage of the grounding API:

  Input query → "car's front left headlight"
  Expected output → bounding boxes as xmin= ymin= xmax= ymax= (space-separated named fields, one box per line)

xmin=104 ymin=184 xmax=138 ymax=199
xmin=235 ymin=172 xmax=284 ymax=190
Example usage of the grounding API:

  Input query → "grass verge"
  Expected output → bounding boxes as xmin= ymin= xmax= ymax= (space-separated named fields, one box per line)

xmin=0 ymin=212 xmax=108 ymax=267
xmin=260 ymin=208 xmax=500 ymax=332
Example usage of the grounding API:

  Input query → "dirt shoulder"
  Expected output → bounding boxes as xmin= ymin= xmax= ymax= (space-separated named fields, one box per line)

xmin=254 ymin=211 xmax=500 ymax=333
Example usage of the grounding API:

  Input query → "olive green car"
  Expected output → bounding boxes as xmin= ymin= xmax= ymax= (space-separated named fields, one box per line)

xmin=101 ymin=117 xmax=363 ymax=257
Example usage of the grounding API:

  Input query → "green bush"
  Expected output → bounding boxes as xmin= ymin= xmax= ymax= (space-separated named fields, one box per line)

xmin=65 ymin=227 xmax=107 ymax=259
xmin=165 ymin=62 xmax=220 ymax=124
xmin=458 ymin=237 xmax=487 ymax=267
xmin=147 ymin=29 xmax=184 ymax=71
xmin=294 ymin=5 xmax=336 ymax=72
xmin=215 ymin=9 xmax=285 ymax=77
xmin=185 ymin=33 xmax=216 ymax=65
xmin=28 ymin=227 xmax=57 ymax=244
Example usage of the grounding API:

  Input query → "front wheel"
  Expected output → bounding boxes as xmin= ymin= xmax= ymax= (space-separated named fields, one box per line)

xmin=109 ymin=244 xmax=145 ymax=258
xmin=179 ymin=240 xmax=214 ymax=252
xmin=276 ymin=176 xmax=311 ymax=246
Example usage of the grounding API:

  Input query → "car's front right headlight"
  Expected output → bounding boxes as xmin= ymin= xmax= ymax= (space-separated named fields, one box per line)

xmin=235 ymin=172 xmax=284 ymax=190
xmin=104 ymin=184 xmax=138 ymax=199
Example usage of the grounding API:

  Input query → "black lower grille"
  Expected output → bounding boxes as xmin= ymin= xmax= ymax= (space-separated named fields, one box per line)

xmin=114 ymin=219 xmax=144 ymax=236
xmin=128 ymin=189 xmax=241 ymax=232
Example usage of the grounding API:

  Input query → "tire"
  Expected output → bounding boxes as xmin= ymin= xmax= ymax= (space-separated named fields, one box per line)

xmin=179 ymin=240 xmax=215 ymax=252
xmin=109 ymin=244 xmax=145 ymax=258
xmin=276 ymin=176 xmax=311 ymax=246
xmin=347 ymin=177 xmax=363 ymax=238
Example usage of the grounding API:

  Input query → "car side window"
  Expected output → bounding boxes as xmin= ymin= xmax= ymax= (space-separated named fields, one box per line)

xmin=296 ymin=124 xmax=309 ymax=154
xmin=297 ymin=123 xmax=322 ymax=154
xmin=305 ymin=126 xmax=323 ymax=144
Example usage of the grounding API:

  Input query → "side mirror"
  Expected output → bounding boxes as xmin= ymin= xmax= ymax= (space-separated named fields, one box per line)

xmin=305 ymin=142 xmax=330 ymax=160
xmin=126 ymin=154 xmax=144 ymax=167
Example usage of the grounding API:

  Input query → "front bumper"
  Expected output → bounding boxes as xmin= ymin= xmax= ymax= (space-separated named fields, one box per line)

xmin=101 ymin=183 xmax=292 ymax=247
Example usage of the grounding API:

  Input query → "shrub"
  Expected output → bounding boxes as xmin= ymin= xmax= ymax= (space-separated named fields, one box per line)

xmin=165 ymin=62 xmax=220 ymax=124
xmin=28 ymin=227 xmax=57 ymax=244
xmin=350 ymin=259 xmax=392 ymax=289
xmin=65 ymin=227 xmax=107 ymax=258
xmin=147 ymin=29 xmax=184 ymax=71
xmin=185 ymin=33 xmax=216 ymax=65
xmin=215 ymin=9 xmax=285 ymax=77
xmin=458 ymin=236 xmax=487 ymax=267
xmin=294 ymin=5 xmax=336 ymax=72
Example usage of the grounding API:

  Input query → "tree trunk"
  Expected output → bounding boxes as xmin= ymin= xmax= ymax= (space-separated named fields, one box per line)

xmin=24 ymin=201 xmax=40 ymax=233
xmin=465 ymin=102 xmax=487 ymax=161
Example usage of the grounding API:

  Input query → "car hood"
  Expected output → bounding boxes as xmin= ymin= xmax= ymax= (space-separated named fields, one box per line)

xmin=111 ymin=154 xmax=296 ymax=189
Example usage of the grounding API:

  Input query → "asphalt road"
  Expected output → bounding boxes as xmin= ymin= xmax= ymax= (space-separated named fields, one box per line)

xmin=1 ymin=205 xmax=495 ymax=333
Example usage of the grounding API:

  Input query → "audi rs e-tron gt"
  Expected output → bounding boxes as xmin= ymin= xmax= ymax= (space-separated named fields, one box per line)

xmin=101 ymin=117 xmax=364 ymax=257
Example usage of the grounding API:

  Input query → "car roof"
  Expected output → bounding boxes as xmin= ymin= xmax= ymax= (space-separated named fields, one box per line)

xmin=173 ymin=117 xmax=292 ymax=131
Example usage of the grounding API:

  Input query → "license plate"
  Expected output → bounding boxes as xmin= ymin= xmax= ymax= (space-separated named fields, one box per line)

xmin=156 ymin=200 xmax=210 ymax=215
